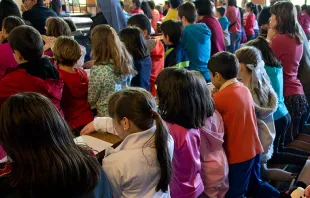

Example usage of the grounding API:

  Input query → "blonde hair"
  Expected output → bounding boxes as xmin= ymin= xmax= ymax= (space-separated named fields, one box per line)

xmin=91 ymin=25 xmax=135 ymax=76
xmin=53 ymin=36 xmax=81 ymax=66
xmin=46 ymin=17 xmax=71 ymax=37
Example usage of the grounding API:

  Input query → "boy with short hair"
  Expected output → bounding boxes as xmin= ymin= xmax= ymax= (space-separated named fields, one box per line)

xmin=177 ymin=2 xmax=212 ymax=82
xmin=208 ymin=52 xmax=280 ymax=198
xmin=0 ymin=25 xmax=63 ymax=112
xmin=161 ymin=20 xmax=189 ymax=68
xmin=128 ymin=14 xmax=165 ymax=96
xmin=216 ymin=6 xmax=231 ymax=47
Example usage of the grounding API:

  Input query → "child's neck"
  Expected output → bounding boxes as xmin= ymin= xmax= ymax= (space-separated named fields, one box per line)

xmin=59 ymin=64 xmax=76 ymax=73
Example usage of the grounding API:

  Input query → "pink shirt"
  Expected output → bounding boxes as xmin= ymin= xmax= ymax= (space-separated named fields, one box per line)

xmin=244 ymin=13 xmax=255 ymax=35
xmin=270 ymin=34 xmax=304 ymax=96
xmin=0 ymin=42 xmax=18 ymax=79
xmin=225 ymin=6 xmax=241 ymax=33
xmin=166 ymin=122 xmax=204 ymax=198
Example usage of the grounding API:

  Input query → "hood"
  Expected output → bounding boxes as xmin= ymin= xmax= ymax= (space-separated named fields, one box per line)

xmin=187 ymin=23 xmax=212 ymax=45
xmin=252 ymin=87 xmax=278 ymax=119
xmin=19 ymin=57 xmax=59 ymax=80
xmin=199 ymin=111 xmax=224 ymax=152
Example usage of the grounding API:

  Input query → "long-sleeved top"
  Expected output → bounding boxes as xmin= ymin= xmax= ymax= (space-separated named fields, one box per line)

xmin=298 ymin=12 xmax=310 ymax=35
xmin=162 ymin=8 xmax=178 ymax=22
xmin=88 ymin=63 xmax=131 ymax=116
xmin=244 ymin=13 xmax=255 ymax=36
xmin=182 ymin=23 xmax=212 ymax=81
xmin=213 ymin=79 xmax=263 ymax=164
xmin=0 ymin=41 xmax=18 ymax=79
xmin=270 ymin=34 xmax=304 ymax=97
xmin=225 ymin=6 xmax=241 ymax=33
xmin=166 ymin=122 xmax=204 ymax=198
xmin=197 ymin=15 xmax=225 ymax=56
xmin=164 ymin=43 xmax=189 ymax=68
xmin=218 ymin=17 xmax=231 ymax=47
xmin=131 ymin=56 xmax=152 ymax=91
xmin=93 ymin=117 xmax=174 ymax=198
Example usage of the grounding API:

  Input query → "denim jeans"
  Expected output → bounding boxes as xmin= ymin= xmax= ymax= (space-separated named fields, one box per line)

xmin=227 ymin=32 xmax=241 ymax=53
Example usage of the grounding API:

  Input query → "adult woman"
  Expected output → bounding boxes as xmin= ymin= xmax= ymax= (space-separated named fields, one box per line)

xmin=0 ymin=93 xmax=112 ymax=197
xmin=0 ymin=0 xmax=21 ymax=28
xmin=225 ymin=0 xmax=242 ymax=53
xmin=267 ymin=1 xmax=310 ymax=153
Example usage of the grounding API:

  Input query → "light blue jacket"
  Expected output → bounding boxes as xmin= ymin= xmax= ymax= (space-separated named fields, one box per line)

xmin=182 ymin=23 xmax=212 ymax=81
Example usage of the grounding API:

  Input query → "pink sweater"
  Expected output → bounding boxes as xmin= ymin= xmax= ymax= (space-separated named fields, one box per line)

xmin=270 ymin=34 xmax=304 ymax=96
xmin=200 ymin=111 xmax=229 ymax=198
xmin=226 ymin=6 xmax=241 ymax=33
xmin=0 ymin=42 xmax=18 ymax=79
xmin=166 ymin=122 xmax=204 ymax=198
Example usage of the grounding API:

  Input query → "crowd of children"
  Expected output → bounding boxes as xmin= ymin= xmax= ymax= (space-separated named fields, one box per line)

xmin=0 ymin=0 xmax=310 ymax=197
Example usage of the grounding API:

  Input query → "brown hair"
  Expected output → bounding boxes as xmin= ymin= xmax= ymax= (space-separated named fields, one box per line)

xmin=53 ymin=36 xmax=81 ymax=66
xmin=270 ymin=1 xmax=303 ymax=44
xmin=177 ymin=2 xmax=197 ymax=23
xmin=108 ymin=88 xmax=172 ymax=193
xmin=46 ymin=17 xmax=71 ymax=37
xmin=91 ymin=25 xmax=135 ymax=76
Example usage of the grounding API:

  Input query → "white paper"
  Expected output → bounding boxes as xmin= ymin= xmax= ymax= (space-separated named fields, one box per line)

xmin=74 ymin=135 xmax=112 ymax=154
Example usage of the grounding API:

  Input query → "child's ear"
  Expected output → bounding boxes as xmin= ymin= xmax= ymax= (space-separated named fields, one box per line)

xmin=13 ymin=50 xmax=24 ymax=63
xmin=143 ymin=29 xmax=148 ymax=38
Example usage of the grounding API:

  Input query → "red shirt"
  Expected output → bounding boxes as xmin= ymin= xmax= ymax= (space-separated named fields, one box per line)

xmin=130 ymin=8 xmax=144 ymax=14
xmin=0 ymin=42 xmax=18 ymax=79
xmin=213 ymin=82 xmax=263 ymax=164
xmin=244 ymin=13 xmax=255 ymax=36
xmin=149 ymin=39 xmax=164 ymax=96
xmin=270 ymin=34 xmax=304 ymax=97
xmin=197 ymin=15 xmax=225 ymax=56
xmin=58 ymin=68 xmax=94 ymax=129
xmin=151 ymin=9 xmax=160 ymax=32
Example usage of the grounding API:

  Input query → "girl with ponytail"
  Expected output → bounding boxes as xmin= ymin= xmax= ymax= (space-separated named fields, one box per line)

xmin=81 ymin=87 xmax=173 ymax=197
xmin=156 ymin=68 xmax=229 ymax=198
xmin=244 ymin=2 xmax=258 ymax=41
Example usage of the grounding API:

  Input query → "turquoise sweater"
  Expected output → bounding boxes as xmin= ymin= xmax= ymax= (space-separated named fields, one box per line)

xmin=264 ymin=65 xmax=288 ymax=120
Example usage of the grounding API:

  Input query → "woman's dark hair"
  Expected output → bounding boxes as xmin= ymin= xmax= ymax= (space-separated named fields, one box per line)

xmin=119 ymin=27 xmax=149 ymax=59
xmin=156 ymin=68 xmax=215 ymax=129
xmin=301 ymin=4 xmax=307 ymax=11
xmin=108 ymin=87 xmax=172 ymax=192
xmin=161 ymin=20 xmax=183 ymax=45
xmin=164 ymin=0 xmax=170 ymax=7
xmin=2 ymin=16 xmax=25 ymax=34
xmin=132 ymin=0 xmax=141 ymax=8
xmin=194 ymin=0 xmax=214 ymax=16
xmin=141 ymin=1 xmax=153 ymax=19
xmin=270 ymin=1 xmax=303 ymax=44
xmin=169 ymin=0 xmax=182 ymax=9
xmin=148 ymin=1 xmax=156 ymax=10
xmin=246 ymin=37 xmax=281 ymax=68
xmin=257 ymin=4 xmax=263 ymax=13
xmin=0 ymin=0 xmax=21 ymax=29
xmin=246 ymin=2 xmax=258 ymax=18
xmin=0 ymin=92 xmax=101 ymax=196
xmin=228 ymin=0 xmax=237 ymax=7
xmin=295 ymin=5 xmax=301 ymax=15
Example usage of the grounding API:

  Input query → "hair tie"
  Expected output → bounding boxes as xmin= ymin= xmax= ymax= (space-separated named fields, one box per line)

xmin=245 ymin=60 xmax=266 ymax=89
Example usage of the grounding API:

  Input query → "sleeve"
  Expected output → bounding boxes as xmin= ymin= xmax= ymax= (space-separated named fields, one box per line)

xmin=88 ymin=66 xmax=102 ymax=107
xmin=94 ymin=117 xmax=119 ymax=135
xmin=102 ymin=160 xmax=122 ymax=197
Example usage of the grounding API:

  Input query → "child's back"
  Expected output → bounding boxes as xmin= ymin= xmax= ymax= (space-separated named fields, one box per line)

xmin=58 ymin=68 xmax=94 ymax=131
xmin=213 ymin=82 xmax=263 ymax=164
xmin=131 ymin=56 xmax=152 ymax=91
xmin=182 ymin=23 xmax=211 ymax=81
xmin=165 ymin=43 xmax=189 ymax=68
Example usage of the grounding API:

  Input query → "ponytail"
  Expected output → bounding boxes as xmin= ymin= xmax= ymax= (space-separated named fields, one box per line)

xmin=247 ymin=2 xmax=258 ymax=18
xmin=151 ymin=110 xmax=173 ymax=192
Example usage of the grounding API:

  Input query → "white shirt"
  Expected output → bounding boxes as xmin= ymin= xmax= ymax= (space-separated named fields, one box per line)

xmin=94 ymin=117 xmax=174 ymax=198
xmin=219 ymin=78 xmax=239 ymax=92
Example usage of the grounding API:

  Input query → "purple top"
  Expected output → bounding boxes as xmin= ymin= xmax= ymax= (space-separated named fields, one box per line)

xmin=0 ymin=42 xmax=18 ymax=79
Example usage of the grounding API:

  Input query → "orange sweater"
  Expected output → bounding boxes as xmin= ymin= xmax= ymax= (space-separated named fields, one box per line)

xmin=213 ymin=82 xmax=263 ymax=164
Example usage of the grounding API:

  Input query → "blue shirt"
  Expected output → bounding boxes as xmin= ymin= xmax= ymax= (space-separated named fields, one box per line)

xmin=182 ymin=23 xmax=212 ymax=81
xmin=131 ymin=56 xmax=152 ymax=91
xmin=265 ymin=65 xmax=289 ymax=120
xmin=218 ymin=16 xmax=230 ymax=31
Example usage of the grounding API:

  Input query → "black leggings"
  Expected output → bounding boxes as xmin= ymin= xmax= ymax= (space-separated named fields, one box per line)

xmin=269 ymin=113 xmax=308 ymax=167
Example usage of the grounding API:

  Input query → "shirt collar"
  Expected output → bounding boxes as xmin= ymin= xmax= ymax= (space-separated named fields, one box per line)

xmin=219 ymin=78 xmax=238 ymax=92
xmin=105 ymin=126 xmax=156 ymax=157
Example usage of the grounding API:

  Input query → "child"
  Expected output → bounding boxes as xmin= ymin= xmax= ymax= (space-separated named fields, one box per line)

xmin=81 ymin=88 xmax=174 ymax=197
xmin=0 ymin=92 xmax=111 ymax=197
xmin=177 ymin=2 xmax=212 ymax=82
xmin=88 ymin=25 xmax=134 ymax=117
xmin=43 ymin=17 xmax=86 ymax=67
xmin=53 ymin=36 xmax=94 ymax=135
xmin=160 ymin=20 xmax=189 ymax=68
xmin=194 ymin=0 xmax=225 ymax=56
xmin=156 ymin=68 xmax=228 ymax=198
xmin=130 ymin=0 xmax=144 ymax=14
xmin=236 ymin=46 xmax=295 ymax=182
xmin=128 ymin=14 xmax=165 ymax=96
xmin=244 ymin=2 xmax=257 ymax=41
xmin=247 ymin=37 xmax=310 ymax=165
xmin=216 ymin=7 xmax=231 ymax=48
xmin=0 ymin=16 xmax=25 ymax=79
xmin=208 ymin=52 xmax=279 ymax=198
xmin=119 ymin=27 xmax=152 ymax=91
xmin=0 ymin=26 xmax=63 ymax=113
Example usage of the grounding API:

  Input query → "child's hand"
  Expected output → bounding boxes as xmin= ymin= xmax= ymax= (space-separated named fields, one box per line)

xmin=80 ymin=121 xmax=96 ymax=135
xmin=83 ymin=60 xmax=95 ymax=69
xmin=306 ymin=185 xmax=310 ymax=198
